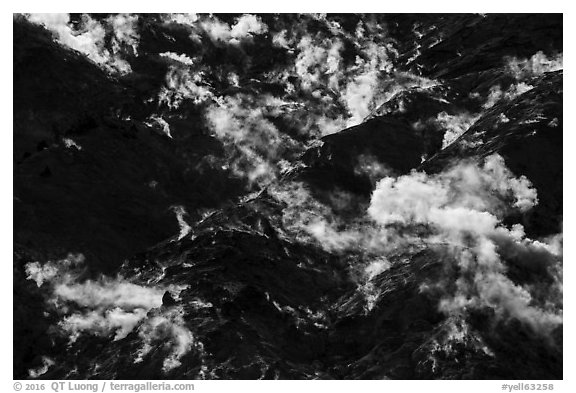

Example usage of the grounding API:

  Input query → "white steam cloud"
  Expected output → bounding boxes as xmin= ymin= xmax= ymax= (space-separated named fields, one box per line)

xmin=270 ymin=154 xmax=561 ymax=338
xmin=205 ymin=94 xmax=300 ymax=187
xmin=368 ymin=154 xmax=560 ymax=334
xmin=230 ymin=14 xmax=268 ymax=40
xmin=200 ymin=14 xmax=268 ymax=46
xmin=506 ymin=51 xmax=563 ymax=80
xmin=172 ymin=205 xmax=192 ymax=240
xmin=269 ymin=181 xmax=370 ymax=253
xmin=27 ymin=13 xmax=139 ymax=74
xmin=134 ymin=307 xmax=199 ymax=373
xmin=261 ymin=18 xmax=409 ymax=136
xmin=435 ymin=111 xmax=481 ymax=148
xmin=144 ymin=115 xmax=172 ymax=138
xmin=28 ymin=357 xmax=55 ymax=378
xmin=157 ymin=61 xmax=213 ymax=109
xmin=368 ymin=154 xmax=538 ymax=225
xmin=478 ymin=51 xmax=563 ymax=111
xmin=290 ymin=30 xmax=397 ymax=131
xmin=24 ymin=253 xmax=196 ymax=373
xmin=483 ymin=82 xmax=534 ymax=110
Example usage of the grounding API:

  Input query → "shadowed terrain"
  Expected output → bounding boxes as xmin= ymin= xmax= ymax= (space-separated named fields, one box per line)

xmin=14 ymin=13 xmax=562 ymax=379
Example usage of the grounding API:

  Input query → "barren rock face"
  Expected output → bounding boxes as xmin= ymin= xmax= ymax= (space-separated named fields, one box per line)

xmin=14 ymin=13 xmax=562 ymax=380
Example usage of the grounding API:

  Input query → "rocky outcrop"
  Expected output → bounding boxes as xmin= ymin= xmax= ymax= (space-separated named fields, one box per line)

xmin=14 ymin=13 xmax=562 ymax=380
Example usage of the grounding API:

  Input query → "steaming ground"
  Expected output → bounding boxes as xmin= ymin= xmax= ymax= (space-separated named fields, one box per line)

xmin=14 ymin=13 xmax=562 ymax=379
xmin=21 ymin=153 xmax=562 ymax=377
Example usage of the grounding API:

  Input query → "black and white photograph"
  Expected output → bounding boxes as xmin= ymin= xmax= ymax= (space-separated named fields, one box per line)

xmin=9 ymin=6 xmax=568 ymax=386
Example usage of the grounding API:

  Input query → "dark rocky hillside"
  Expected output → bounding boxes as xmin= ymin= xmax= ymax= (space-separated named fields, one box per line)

xmin=13 ymin=13 xmax=562 ymax=380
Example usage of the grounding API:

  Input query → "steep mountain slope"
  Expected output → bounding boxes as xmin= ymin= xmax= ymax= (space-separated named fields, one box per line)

xmin=14 ymin=13 xmax=562 ymax=379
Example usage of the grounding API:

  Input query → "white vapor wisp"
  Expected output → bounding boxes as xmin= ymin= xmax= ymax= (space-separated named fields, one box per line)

xmin=270 ymin=154 xmax=561 ymax=338
xmin=205 ymin=94 xmax=301 ymax=187
xmin=150 ymin=14 xmax=444 ymax=187
xmin=24 ymin=253 xmax=197 ymax=372
xmin=27 ymin=13 xmax=139 ymax=74
xmin=506 ymin=51 xmax=563 ymax=80
xmin=478 ymin=51 xmax=563 ymax=112
xmin=368 ymin=154 xmax=561 ymax=335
